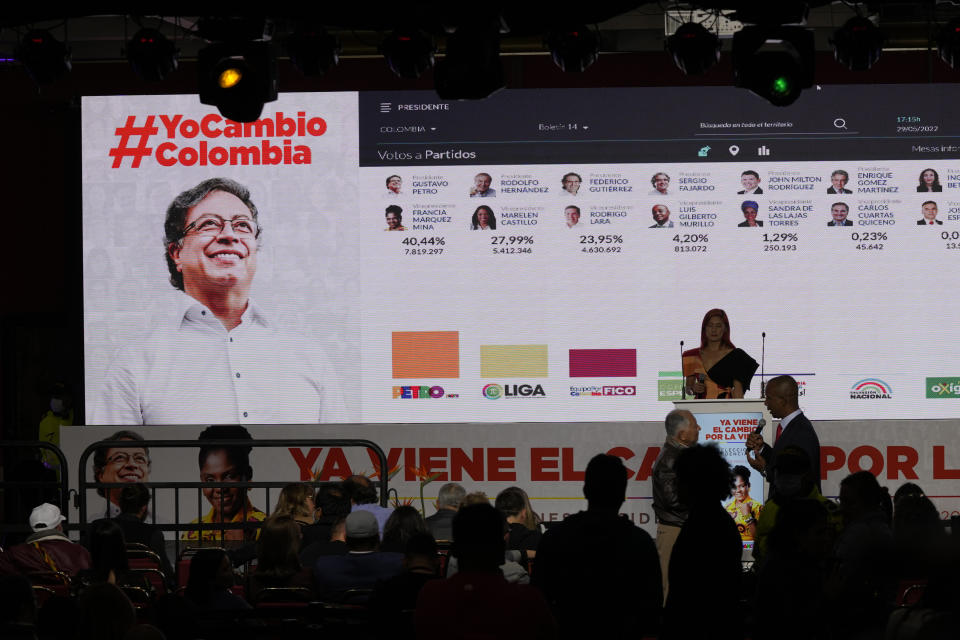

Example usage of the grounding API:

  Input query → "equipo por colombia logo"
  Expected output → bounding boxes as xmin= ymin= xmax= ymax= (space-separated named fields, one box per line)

xmin=849 ymin=378 xmax=892 ymax=399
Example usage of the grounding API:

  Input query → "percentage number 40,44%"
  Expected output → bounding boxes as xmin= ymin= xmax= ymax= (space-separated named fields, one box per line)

xmin=401 ymin=236 xmax=445 ymax=246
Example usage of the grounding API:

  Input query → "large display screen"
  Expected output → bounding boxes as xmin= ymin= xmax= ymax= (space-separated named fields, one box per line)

xmin=83 ymin=85 xmax=960 ymax=424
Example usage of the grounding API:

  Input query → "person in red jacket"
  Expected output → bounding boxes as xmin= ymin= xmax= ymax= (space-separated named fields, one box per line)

xmin=0 ymin=503 xmax=91 ymax=580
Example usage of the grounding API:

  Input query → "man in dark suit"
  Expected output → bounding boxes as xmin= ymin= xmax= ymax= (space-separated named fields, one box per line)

xmin=827 ymin=170 xmax=853 ymax=194
xmin=737 ymin=170 xmax=763 ymax=194
xmin=918 ymin=201 xmax=943 ymax=225
xmin=746 ymin=375 xmax=821 ymax=499
xmin=425 ymin=482 xmax=464 ymax=542
xmin=313 ymin=510 xmax=402 ymax=599
xmin=827 ymin=202 xmax=853 ymax=226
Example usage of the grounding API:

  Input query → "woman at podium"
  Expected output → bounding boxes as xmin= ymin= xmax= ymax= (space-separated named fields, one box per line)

xmin=683 ymin=309 xmax=759 ymax=399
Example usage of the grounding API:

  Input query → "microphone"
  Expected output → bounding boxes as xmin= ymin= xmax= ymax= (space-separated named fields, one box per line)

xmin=745 ymin=418 xmax=766 ymax=455
xmin=760 ymin=331 xmax=766 ymax=398
xmin=679 ymin=340 xmax=686 ymax=400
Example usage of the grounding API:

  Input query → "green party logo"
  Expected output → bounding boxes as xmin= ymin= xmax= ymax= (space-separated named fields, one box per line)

xmin=926 ymin=377 xmax=960 ymax=398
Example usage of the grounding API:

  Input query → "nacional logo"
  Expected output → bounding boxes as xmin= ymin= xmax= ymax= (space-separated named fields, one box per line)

xmin=926 ymin=377 xmax=960 ymax=398
xmin=392 ymin=385 xmax=458 ymax=399
xmin=483 ymin=383 xmax=545 ymax=399
xmin=849 ymin=378 xmax=892 ymax=400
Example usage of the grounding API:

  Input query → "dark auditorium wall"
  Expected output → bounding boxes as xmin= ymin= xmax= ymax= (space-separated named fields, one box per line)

xmin=0 ymin=49 xmax=955 ymax=440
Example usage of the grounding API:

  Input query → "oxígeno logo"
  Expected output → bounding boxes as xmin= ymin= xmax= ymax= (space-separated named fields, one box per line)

xmin=849 ymin=378 xmax=892 ymax=399
xmin=483 ymin=384 xmax=503 ymax=399
xmin=926 ymin=377 xmax=960 ymax=398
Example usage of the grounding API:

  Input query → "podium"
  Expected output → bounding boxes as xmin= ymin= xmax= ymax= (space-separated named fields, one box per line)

xmin=673 ymin=398 xmax=773 ymax=559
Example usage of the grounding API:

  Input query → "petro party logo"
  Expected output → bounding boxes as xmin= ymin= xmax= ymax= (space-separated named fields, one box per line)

xmin=483 ymin=384 xmax=545 ymax=399
xmin=926 ymin=377 xmax=960 ymax=398
xmin=393 ymin=385 xmax=458 ymax=398
xmin=849 ymin=378 xmax=892 ymax=399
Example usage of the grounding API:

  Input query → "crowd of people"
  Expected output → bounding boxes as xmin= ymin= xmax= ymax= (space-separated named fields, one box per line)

xmin=2 ymin=443 xmax=959 ymax=640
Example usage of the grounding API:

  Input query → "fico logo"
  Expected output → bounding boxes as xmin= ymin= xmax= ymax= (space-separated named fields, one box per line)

xmin=483 ymin=384 xmax=545 ymax=399
xmin=927 ymin=377 xmax=960 ymax=398
xmin=393 ymin=386 xmax=453 ymax=399
xmin=849 ymin=378 xmax=892 ymax=399
xmin=602 ymin=386 xmax=636 ymax=396
xmin=108 ymin=112 xmax=327 ymax=169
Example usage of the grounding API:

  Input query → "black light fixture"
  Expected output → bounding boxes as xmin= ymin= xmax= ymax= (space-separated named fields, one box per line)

xmin=16 ymin=29 xmax=71 ymax=84
xmin=381 ymin=28 xmax=436 ymax=79
xmin=831 ymin=15 xmax=883 ymax=71
xmin=546 ymin=25 xmax=599 ymax=73
xmin=434 ymin=24 xmax=504 ymax=100
xmin=733 ymin=26 xmax=814 ymax=106
xmin=938 ymin=17 xmax=960 ymax=69
xmin=127 ymin=28 xmax=178 ymax=81
xmin=666 ymin=22 xmax=721 ymax=75
xmin=198 ymin=41 xmax=277 ymax=122
xmin=283 ymin=26 xmax=340 ymax=77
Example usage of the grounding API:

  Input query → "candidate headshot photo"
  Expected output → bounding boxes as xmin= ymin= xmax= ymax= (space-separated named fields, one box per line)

xmin=565 ymin=205 xmax=582 ymax=228
xmin=561 ymin=172 xmax=582 ymax=196
xmin=470 ymin=172 xmax=496 ymax=197
xmin=650 ymin=204 xmax=673 ymax=228
xmin=384 ymin=205 xmax=406 ymax=231
xmin=917 ymin=168 xmax=942 ymax=193
xmin=827 ymin=170 xmax=852 ymax=194
xmin=471 ymin=205 xmax=497 ymax=230
xmin=827 ymin=202 xmax=853 ymax=226
xmin=738 ymin=200 xmax=763 ymax=227
xmin=92 ymin=429 xmax=152 ymax=518
xmin=649 ymin=172 xmax=670 ymax=196
xmin=183 ymin=424 xmax=265 ymax=542
xmin=738 ymin=170 xmax=763 ymax=194
xmin=90 ymin=177 xmax=348 ymax=426
xmin=385 ymin=174 xmax=403 ymax=196
xmin=919 ymin=200 xmax=942 ymax=225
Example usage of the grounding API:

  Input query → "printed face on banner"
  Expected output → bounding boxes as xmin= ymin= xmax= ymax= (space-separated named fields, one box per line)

xmin=200 ymin=449 xmax=249 ymax=520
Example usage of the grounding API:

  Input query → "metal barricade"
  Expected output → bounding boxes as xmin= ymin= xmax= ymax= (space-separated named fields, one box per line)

xmin=76 ymin=438 xmax=390 ymax=563
xmin=0 ymin=441 xmax=71 ymax=542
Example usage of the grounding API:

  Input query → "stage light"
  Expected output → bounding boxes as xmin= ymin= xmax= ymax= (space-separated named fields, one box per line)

xmin=733 ymin=26 xmax=814 ymax=106
xmin=546 ymin=25 xmax=599 ymax=73
xmin=938 ymin=18 xmax=960 ymax=69
xmin=381 ymin=28 xmax=436 ymax=79
xmin=198 ymin=42 xmax=277 ymax=123
xmin=283 ymin=26 xmax=340 ymax=77
xmin=16 ymin=29 xmax=71 ymax=84
xmin=126 ymin=28 xmax=178 ymax=81
xmin=666 ymin=22 xmax=721 ymax=75
xmin=831 ymin=16 xmax=883 ymax=71
xmin=434 ymin=25 xmax=504 ymax=100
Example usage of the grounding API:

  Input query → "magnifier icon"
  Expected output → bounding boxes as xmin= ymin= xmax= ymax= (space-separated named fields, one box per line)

xmin=833 ymin=118 xmax=847 ymax=130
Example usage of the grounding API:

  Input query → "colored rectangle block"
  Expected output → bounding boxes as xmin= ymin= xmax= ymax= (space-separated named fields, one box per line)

xmin=568 ymin=349 xmax=637 ymax=377
xmin=480 ymin=345 xmax=548 ymax=378
xmin=392 ymin=331 xmax=459 ymax=378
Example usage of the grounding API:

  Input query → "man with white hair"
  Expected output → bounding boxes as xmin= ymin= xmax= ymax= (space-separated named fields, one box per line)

xmin=425 ymin=482 xmax=466 ymax=542
xmin=0 ymin=503 xmax=91 ymax=578
xmin=651 ymin=409 xmax=701 ymax=598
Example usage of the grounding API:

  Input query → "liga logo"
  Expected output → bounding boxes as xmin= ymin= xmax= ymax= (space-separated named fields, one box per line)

xmin=107 ymin=112 xmax=328 ymax=169
xmin=849 ymin=378 xmax=892 ymax=399
xmin=926 ymin=377 xmax=960 ymax=398
xmin=482 ymin=384 xmax=546 ymax=399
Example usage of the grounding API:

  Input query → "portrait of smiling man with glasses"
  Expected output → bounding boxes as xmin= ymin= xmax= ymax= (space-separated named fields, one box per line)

xmin=91 ymin=177 xmax=347 ymax=426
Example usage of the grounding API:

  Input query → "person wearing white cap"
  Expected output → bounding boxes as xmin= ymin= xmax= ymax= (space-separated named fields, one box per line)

xmin=0 ymin=503 xmax=91 ymax=578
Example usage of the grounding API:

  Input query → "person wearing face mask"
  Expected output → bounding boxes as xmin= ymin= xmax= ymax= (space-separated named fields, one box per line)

xmin=39 ymin=382 xmax=73 ymax=470
xmin=751 ymin=446 xmax=840 ymax=566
